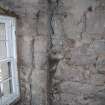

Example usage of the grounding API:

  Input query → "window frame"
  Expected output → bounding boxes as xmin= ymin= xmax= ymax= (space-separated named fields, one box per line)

xmin=0 ymin=15 xmax=20 ymax=105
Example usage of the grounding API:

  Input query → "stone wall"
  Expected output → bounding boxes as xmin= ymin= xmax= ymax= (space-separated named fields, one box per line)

xmin=50 ymin=0 xmax=105 ymax=105
xmin=1 ymin=0 xmax=105 ymax=105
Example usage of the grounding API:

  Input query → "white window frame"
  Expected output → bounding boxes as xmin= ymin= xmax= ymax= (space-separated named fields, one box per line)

xmin=0 ymin=15 xmax=20 ymax=105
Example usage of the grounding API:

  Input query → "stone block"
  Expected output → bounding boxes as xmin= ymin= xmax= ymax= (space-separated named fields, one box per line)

xmin=34 ymin=36 xmax=48 ymax=53
xmin=37 ymin=15 xmax=49 ymax=35
xmin=34 ymin=52 xmax=48 ymax=70
xmin=19 ymin=36 xmax=33 ymax=66
xmin=31 ymin=69 xmax=47 ymax=105
xmin=55 ymin=62 xmax=85 ymax=82
xmin=65 ymin=32 xmax=81 ymax=40
xmin=90 ymin=74 xmax=105 ymax=86
xmin=63 ymin=14 xmax=83 ymax=33
xmin=86 ymin=11 xmax=105 ymax=34
xmin=70 ymin=47 xmax=97 ymax=65
xmin=90 ymin=40 xmax=105 ymax=55
xmin=56 ymin=81 xmax=98 ymax=105
xmin=96 ymin=55 xmax=105 ymax=74
xmin=82 ymin=33 xmax=105 ymax=42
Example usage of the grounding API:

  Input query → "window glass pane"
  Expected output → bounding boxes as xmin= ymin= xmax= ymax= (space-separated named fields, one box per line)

xmin=0 ymin=62 xmax=11 ymax=81
xmin=0 ymin=41 xmax=7 ymax=58
xmin=0 ymin=23 xmax=6 ymax=40
xmin=2 ymin=80 xmax=12 ymax=97
xmin=0 ymin=98 xmax=1 ymax=105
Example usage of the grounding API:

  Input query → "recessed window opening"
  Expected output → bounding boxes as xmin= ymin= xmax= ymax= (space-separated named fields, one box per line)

xmin=0 ymin=15 xmax=19 ymax=105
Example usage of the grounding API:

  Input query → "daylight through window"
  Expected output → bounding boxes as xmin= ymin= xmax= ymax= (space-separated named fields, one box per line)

xmin=0 ymin=16 xmax=19 ymax=105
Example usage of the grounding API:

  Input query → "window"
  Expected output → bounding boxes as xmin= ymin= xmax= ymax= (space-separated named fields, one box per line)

xmin=0 ymin=16 xmax=20 ymax=105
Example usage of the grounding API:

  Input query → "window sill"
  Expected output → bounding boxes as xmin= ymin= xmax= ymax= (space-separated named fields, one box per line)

xmin=1 ymin=94 xmax=20 ymax=105
xmin=10 ymin=96 xmax=20 ymax=105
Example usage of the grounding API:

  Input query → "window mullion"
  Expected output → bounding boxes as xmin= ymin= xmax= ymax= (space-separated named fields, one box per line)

xmin=6 ymin=21 xmax=12 ymax=58
xmin=0 ymin=77 xmax=12 ymax=84
xmin=0 ymin=58 xmax=12 ymax=63
xmin=0 ymin=83 xmax=3 ymax=98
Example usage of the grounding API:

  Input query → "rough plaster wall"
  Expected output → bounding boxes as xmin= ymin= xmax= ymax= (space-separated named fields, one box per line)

xmin=0 ymin=0 xmax=49 ymax=105
xmin=16 ymin=1 xmax=49 ymax=105
xmin=1 ymin=0 xmax=105 ymax=105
